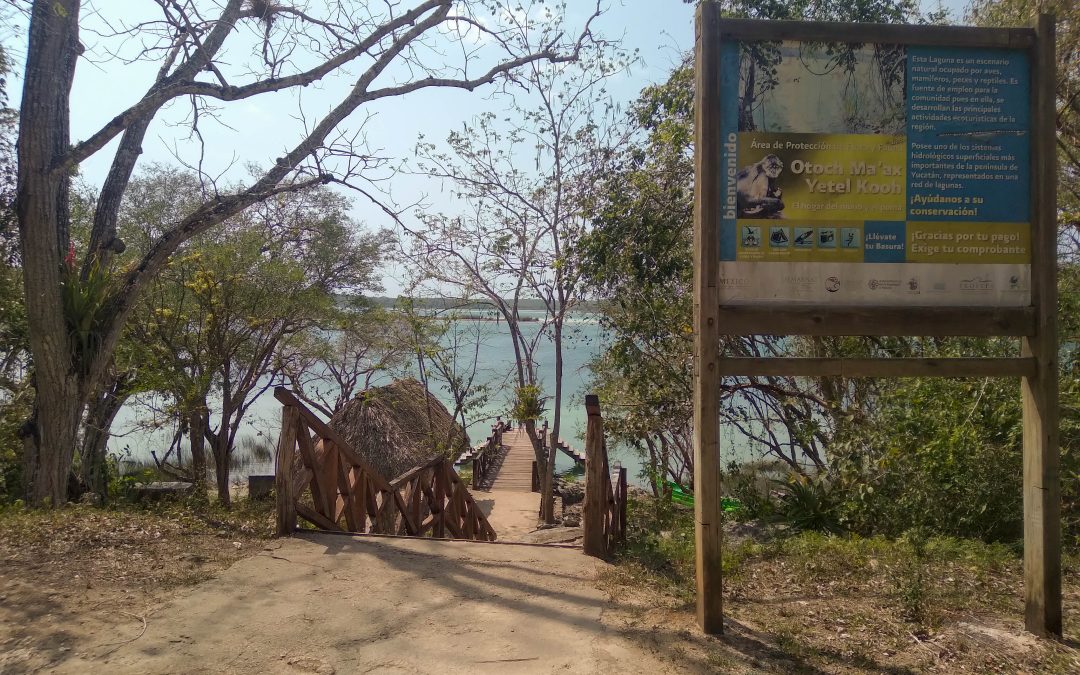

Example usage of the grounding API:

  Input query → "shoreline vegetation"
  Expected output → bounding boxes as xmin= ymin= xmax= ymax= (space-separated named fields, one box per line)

xmin=359 ymin=295 xmax=603 ymax=314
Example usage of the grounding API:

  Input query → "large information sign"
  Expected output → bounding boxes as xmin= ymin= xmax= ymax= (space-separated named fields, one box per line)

xmin=717 ymin=39 xmax=1031 ymax=306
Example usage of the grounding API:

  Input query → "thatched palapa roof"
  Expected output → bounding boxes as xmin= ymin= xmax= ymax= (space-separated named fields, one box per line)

xmin=328 ymin=378 xmax=468 ymax=482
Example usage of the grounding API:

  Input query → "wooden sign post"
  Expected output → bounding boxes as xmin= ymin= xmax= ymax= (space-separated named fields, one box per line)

xmin=692 ymin=4 xmax=1060 ymax=637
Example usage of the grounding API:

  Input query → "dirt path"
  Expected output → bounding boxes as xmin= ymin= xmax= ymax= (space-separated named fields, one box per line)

xmin=46 ymin=533 xmax=677 ymax=674
xmin=472 ymin=488 xmax=542 ymax=541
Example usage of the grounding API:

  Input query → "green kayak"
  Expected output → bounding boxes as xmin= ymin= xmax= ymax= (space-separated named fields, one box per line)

xmin=662 ymin=481 xmax=740 ymax=512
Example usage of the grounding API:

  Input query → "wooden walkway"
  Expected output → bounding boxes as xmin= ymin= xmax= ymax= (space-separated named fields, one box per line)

xmin=488 ymin=428 xmax=536 ymax=492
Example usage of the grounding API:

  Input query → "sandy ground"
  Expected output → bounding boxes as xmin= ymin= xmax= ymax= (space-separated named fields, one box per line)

xmin=472 ymin=488 xmax=542 ymax=541
xmin=38 ymin=533 xmax=676 ymax=674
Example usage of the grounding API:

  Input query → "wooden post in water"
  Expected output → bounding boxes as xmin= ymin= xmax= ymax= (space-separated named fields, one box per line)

xmin=582 ymin=394 xmax=606 ymax=557
xmin=1022 ymin=12 xmax=1061 ymax=638
xmin=275 ymin=405 xmax=299 ymax=536
xmin=692 ymin=0 xmax=724 ymax=635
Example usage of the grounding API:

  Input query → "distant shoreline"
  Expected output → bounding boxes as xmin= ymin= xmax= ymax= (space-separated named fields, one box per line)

xmin=454 ymin=315 xmax=541 ymax=322
xmin=351 ymin=294 xmax=602 ymax=313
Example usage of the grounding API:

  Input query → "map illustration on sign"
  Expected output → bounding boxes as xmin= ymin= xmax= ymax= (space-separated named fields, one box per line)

xmin=717 ymin=39 xmax=1031 ymax=306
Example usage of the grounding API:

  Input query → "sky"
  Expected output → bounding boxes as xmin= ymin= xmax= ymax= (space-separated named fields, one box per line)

xmin=15 ymin=0 xmax=971 ymax=294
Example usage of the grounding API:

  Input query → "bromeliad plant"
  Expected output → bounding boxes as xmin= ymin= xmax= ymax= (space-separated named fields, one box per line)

xmin=61 ymin=243 xmax=113 ymax=376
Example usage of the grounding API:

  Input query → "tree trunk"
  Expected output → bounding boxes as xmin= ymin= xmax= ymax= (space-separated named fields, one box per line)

xmin=21 ymin=395 xmax=81 ymax=506
xmin=16 ymin=0 xmax=84 ymax=507
xmin=525 ymin=419 xmax=541 ymax=464
xmin=80 ymin=378 xmax=129 ymax=501
xmin=211 ymin=433 xmax=231 ymax=507
xmin=188 ymin=408 xmax=208 ymax=493
xmin=540 ymin=321 xmax=564 ymax=524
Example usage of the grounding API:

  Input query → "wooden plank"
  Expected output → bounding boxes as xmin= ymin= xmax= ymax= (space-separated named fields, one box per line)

xmin=720 ymin=305 xmax=1034 ymax=336
xmin=320 ymin=441 xmax=341 ymax=522
xmin=1023 ymin=12 xmax=1062 ymax=639
xmin=392 ymin=483 xmax=419 ymax=536
xmin=443 ymin=468 xmax=465 ymax=540
xmin=443 ymin=466 xmax=461 ymax=527
xmin=275 ymin=406 xmax=300 ymax=536
xmin=389 ymin=456 xmax=443 ymax=487
xmin=618 ymin=467 xmax=628 ymax=543
xmin=353 ymin=470 xmax=369 ymax=533
xmin=694 ymin=2 xmax=724 ymax=636
xmin=717 ymin=357 xmax=1037 ymax=378
xmin=433 ymin=464 xmax=446 ymax=539
xmin=338 ymin=461 xmax=360 ymax=533
xmin=717 ymin=17 xmax=1033 ymax=48
xmin=410 ymin=476 xmax=423 ymax=534
xmin=273 ymin=387 xmax=396 ymax=492
xmin=291 ymin=466 xmax=312 ymax=496
xmin=295 ymin=420 xmax=329 ymax=518
xmin=460 ymin=485 xmax=475 ymax=539
xmin=365 ymin=476 xmax=380 ymax=521
xmin=296 ymin=502 xmax=344 ymax=532
xmin=582 ymin=394 xmax=607 ymax=558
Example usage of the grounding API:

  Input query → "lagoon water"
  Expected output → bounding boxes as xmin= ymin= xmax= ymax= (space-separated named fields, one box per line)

xmin=110 ymin=310 xmax=623 ymax=482
xmin=112 ymin=311 xmax=762 ymax=487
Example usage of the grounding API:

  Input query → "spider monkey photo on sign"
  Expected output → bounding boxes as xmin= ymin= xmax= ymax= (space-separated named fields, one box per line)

xmin=736 ymin=154 xmax=785 ymax=218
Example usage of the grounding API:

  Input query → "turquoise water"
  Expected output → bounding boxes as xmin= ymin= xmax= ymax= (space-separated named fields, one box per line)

xmin=111 ymin=311 xmax=761 ymax=486
xmin=110 ymin=311 xmax=618 ymax=480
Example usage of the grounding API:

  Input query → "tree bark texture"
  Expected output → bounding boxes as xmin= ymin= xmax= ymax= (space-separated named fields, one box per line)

xmin=212 ymin=435 xmax=231 ymax=507
xmin=540 ymin=322 xmax=564 ymax=523
xmin=188 ymin=407 xmax=208 ymax=493
xmin=79 ymin=376 xmax=130 ymax=501
xmin=16 ymin=0 xmax=83 ymax=506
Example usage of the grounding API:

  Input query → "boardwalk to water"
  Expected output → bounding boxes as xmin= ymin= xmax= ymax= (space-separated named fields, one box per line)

xmin=468 ymin=428 xmax=545 ymax=541
xmin=488 ymin=427 xmax=537 ymax=492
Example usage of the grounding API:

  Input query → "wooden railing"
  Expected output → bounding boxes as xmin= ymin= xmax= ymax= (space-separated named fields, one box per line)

xmin=582 ymin=394 xmax=628 ymax=557
xmin=536 ymin=419 xmax=587 ymax=465
xmin=274 ymin=387 xmax=497 ymax=541
xmin=454 ymin=420 xmax=509 ymax=489
xmin=389 ymin=456 xmax=497 ymax=541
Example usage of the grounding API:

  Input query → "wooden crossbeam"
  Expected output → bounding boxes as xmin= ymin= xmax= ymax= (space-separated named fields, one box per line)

xmin=717 ymin=357 xmax=1037 ymax=378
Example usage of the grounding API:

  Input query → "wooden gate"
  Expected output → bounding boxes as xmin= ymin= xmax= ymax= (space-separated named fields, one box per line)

xmin=274 ymin=387 xmax=496 ymax=541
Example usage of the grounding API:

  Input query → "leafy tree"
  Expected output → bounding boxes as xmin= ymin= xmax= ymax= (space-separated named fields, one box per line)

xmin=280 ymin=305 xmax=412 ymax=418
xmin=580 ymin=60 xmax=836 ymax=489
xmin=579 ymin=0 xmax=944 ymax=492
xmin=0 ymin=39 xmax=22 ymax=499
xmin=406 ymin=36 xmax=629 ymax=521
xmin=422 ymin=312 xmax=494 ymax=448
xmin=969 ymin=0 xmax=1079 ymax=234
xmin=123 ymin=168 xmax=388 ymax=505
xmin=15 ymin=0 xmax=604 ymax=506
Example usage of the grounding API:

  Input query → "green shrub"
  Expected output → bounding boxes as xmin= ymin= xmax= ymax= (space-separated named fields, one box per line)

xmin=617 ymin=495 xmax=696 ymax=596
xmin=776 ymin=475 xmax=843 ymax=534
xmin=723 ymin=460 xmax=778 ymax=522
xmin=829 ymin=366 xmax=1025 ymax=542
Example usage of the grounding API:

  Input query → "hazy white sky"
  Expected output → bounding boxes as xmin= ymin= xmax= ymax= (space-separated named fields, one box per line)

xmin=17 ymin=0 xmax=972 ymax=294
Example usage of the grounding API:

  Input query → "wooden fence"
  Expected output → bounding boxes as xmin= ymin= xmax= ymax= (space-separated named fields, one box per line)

xmin=274 ymin=387 xmax=496 ymax=541
xmin=535 ymin=420 xmax=587 ymax=466
xmin=582 ymin=394 xmax=628 ymax=557
xmin=390 ymin=456 xmax=497 ymax=541
xmin=531 ymin=420 xmax=587 ymax=494
xmin=453 ymin=420 xmax=509 ymax=489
